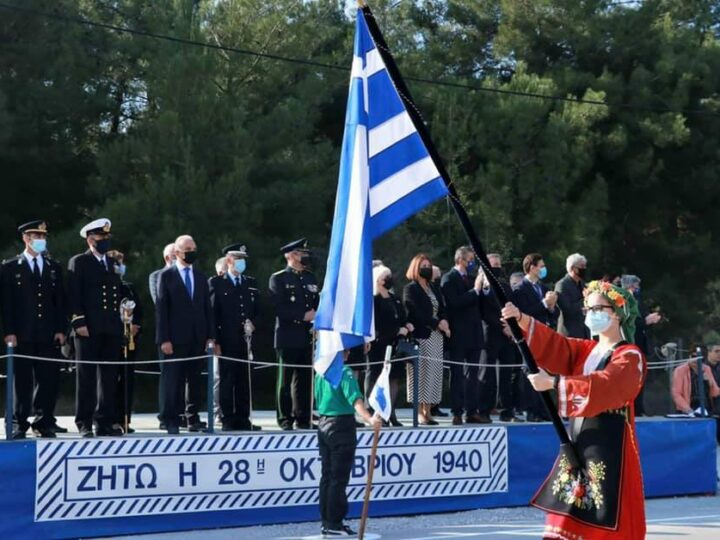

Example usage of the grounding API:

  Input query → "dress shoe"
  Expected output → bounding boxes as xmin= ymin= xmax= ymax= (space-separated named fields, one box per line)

xmin=125 ymin=426 xmax=136 ymax=434
xmin=159 ymin=421 xmax=167 ymax=430
xmin=419 ymin=418 xmax=439 ymax=426
xmin=355 ymin=421 xmax=365 ymax=428
xmin=221 ymin=424 xmax=238 ymax=432
xmin=51 ymin=424 xmax=68 ymax=434
xmin=96 ymin=425 xmax=124 ymax=437
xmin=79 ymin=427 xmax=94 ymax=438
xmin=295 ymin=422 xmax=317 ymax=430
xmin=11 ymin=430 xmax=27 ymax=440
xmin=166 ymin=424 xmax=180 ymax=435
xmin=500 ymin=412 xmax=524 ymax=423
xmin=188 ymin=422 xmax=207 ymax=433
xmin=32 ymin=426 xmax=57 ymax=438
xmin=526 ymin=413 xmax=545 ymax=423
xmin=389 ymin=417 xmax=403 ymax=427
xmin=279 ymin=422 xmax=294 ymax=431
xmin=467 ymin=413 xmax=492 ymax=424
xmin=452 ymin=415 xmax=463 ymax=426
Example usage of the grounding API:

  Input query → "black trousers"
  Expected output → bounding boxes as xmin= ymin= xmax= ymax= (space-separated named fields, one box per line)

xmin=160 ymin=343 xmax=204 ymax=427
xmin=217 ymin=342 xmax=251 ymax=428
xmin=116 ymin=345 xmax=137 ymax=425
xmin=479 ymin=337 xmax=518 ymax=415
xmin=276 ymin=347 xmax=312 ymax=427
xmin=75 ymin=334 xmax=121 ymax=431
xmin=449 ymin=346 xmax=481 ymax=416
xmin=318 ymin=415 xmax=357 ymax=529
xmin=11 ymin=342 xmax=61 ymax=431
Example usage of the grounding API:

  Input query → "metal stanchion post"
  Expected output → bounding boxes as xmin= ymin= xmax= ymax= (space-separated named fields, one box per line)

xmin=5 ymin=344 xmax=14 ymax=441
xmin=413 ymin=344 xmax=419 ymax=428
xmin=207 ymin=344 xmax=215 ymax=433
xmin=695 ymin=346 xmax=707 ymax=416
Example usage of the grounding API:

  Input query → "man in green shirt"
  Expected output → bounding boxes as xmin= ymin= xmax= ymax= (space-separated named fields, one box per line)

xmin=316 ymin=359 xmax=381 ymax=537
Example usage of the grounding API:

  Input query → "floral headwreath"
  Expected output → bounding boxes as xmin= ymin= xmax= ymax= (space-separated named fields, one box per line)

xmin=583 ymin=280 xmax=640 ymax=340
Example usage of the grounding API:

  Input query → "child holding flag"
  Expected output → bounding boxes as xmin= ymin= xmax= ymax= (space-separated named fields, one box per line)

xmin=316 ymin=350 xmax=382 ymax=537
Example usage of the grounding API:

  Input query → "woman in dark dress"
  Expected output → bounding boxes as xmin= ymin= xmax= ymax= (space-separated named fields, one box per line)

xmin=365 ymin=264 xmax=413 ymax=426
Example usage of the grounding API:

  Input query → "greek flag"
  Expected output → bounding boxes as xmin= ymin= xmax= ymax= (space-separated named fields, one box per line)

xmin=368 ymin=361 xmax=393 ymax=421
xmin=314 ymin=11 xmax=447 ymax=384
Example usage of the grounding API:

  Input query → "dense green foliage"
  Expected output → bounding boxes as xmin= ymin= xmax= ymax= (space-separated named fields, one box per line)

xmin=3 ymin=0 xmax=720 ymax=358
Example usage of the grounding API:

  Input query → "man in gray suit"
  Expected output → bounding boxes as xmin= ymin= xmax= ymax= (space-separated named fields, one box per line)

xmin=555 ymin=253 xmax=590 ymax=339
xmin=148 ymin=243 xmax=175 ymax=305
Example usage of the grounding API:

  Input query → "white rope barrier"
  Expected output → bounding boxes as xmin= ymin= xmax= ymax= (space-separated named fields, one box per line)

xmin=0 ymin=352 xmax=703 ymax=371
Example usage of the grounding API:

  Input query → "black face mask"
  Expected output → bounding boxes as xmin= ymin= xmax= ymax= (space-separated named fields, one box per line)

xmin=300 ymin=253 xmax=312 ymax=267
xmin=418 ymin=267 xmax=433 ymax=281
xmin=576 ymin=267 xmax=587 ymax=280
xmin=183 ymin=250 xmax=198 ymax=265
xmin=383 ymin=277 xmax=394 ymax=290
xmin=94 ymin=238 xmax=111 ymax=255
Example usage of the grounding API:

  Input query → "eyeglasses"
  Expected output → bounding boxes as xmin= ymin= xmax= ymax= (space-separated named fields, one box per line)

xmin=584 ymin=304 xmax=614 ymax=314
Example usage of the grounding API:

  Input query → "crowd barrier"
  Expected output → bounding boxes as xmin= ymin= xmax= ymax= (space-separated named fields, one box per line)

xmin=0 ymin=418 xmax=714 ymax=539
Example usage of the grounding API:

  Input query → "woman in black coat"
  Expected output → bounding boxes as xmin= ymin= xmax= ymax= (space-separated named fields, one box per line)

xmin=365 ymin=264 xmax=413 ymax=426
xmin=403 ymin=253 xmax=450 ymax=425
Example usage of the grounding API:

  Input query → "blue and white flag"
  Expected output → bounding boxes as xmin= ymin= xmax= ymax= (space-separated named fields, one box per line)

xmin=314 ymin=12 xmax=447 ymax=385
xmin=368 ymin=361 xmax=392 ymax=422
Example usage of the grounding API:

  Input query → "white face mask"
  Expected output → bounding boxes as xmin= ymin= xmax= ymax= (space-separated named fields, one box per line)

xmin=585 ymin=310 xmax=612 ymax=335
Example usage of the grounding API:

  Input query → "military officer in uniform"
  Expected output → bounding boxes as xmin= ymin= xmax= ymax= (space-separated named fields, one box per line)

xmin=1 ymin=221 xmax=66 ymax=439
xmin=269 ymin=238 xmax=319 ymax=430
xmin=209 ymin=244 xmax=261 ymax=431
xmin=68 ymin=218 xmax=124 ymax=437
xmin=107 ymin=250 xmax=142 ymax=434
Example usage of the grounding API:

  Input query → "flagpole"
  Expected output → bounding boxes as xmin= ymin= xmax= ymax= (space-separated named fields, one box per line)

xmin=358 ymin=4 xmax=578 ymax=466
xmin=359 ymin=346 xmax=391 ymax=540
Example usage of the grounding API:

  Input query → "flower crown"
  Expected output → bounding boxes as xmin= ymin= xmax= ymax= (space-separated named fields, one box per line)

xmin=583 ymin=280 xmax=626 ymax=309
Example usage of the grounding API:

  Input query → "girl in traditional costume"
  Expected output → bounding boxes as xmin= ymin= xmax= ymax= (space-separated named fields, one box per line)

xmin=501 ymin=281 xmax=646 ymax=539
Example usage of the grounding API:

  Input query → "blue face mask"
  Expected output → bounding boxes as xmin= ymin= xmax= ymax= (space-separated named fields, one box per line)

xmin=466 ymin=259 xmax=478 ymax=273
xmin=538 ymin=267 xmax=548 ymax=280
xmin=585 ymin=310 xmax=612 ymax=335
xmin=115 ymin=264 xmax=126 ymax=278
xmin=234 ymin=259 xmax=246 ymax=274
xmin=30 ymin=238 xmax=47 ymax=254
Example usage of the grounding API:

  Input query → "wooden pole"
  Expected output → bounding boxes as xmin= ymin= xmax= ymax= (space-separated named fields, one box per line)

xmin=358 ymin=422 xmax=380 ymax=540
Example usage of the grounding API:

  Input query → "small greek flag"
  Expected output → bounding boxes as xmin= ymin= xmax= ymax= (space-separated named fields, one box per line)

xmin=368 ymin=362 xmax=392 ymax=422
xmin=314 ymin=10 xmax=447 ymax=385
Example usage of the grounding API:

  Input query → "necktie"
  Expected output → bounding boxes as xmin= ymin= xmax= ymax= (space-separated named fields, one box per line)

xmin=184 ymin=267 xmax=193 ymax=297
xmin=32 ymin=257 xmax=40 ymax=279
xmin=534 ymin=283 xmax=543 ymax=299
xmin=233 ymin=276 xmax=239 ymax=287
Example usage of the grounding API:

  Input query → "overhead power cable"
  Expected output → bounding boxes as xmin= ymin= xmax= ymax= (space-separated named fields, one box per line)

xmin=1 ymin=2 xmax=718 ymax=117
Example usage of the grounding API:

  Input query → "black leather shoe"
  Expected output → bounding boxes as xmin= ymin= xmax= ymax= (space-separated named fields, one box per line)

xmin=500 ymin=412 xmax=524 ymax=423
xmin=125 ymin=426 xmax=135 ymax=434
xmin=452 ymin=415 xmax=464 ymax=426
xmin=96 ymin=426 xmax=124 ymax=437
xmin=32 ymin=427 xmax=57 ymax=438
xmin=188 ymin=422 xmax=207 ymax=433
xmin=11 ymin=430 xmax=27 ymax=440
xmin=79 ymin=428 xmax=94 ymax=438
xmin=51 ymin=424 xmax=68 ymax=434
xmin=166 ymin=424 xmax=180 ymax=435
xmin=159 ymin=421 xmax=167 ymax=430
xmin=295 ymin=422 xmax=317 ymax=430
xmin=279 ymin=423 xmax=293 ymax=431
xmin=236 ymin=423 xmax=262 ymax=431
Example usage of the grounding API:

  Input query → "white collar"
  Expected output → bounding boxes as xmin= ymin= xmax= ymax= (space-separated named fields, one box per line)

xmin=175 ymin=260 xmax=192 ymax=273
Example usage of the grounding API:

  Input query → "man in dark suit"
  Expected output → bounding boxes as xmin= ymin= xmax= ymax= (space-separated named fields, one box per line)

xmin=269 ymin=238 xmax=319 ymax=430
xmin=555 ymin=253 xmax=589 ymax=339
xmin=512 ymin=253 xmax=559 ymax=422
xmin=441 ymin=246 xmax=489 ymax=425
xmin=209 ymin=243 xmax=261 ymax=431
xmin=481 ymin=254 xmax=523 ymax=422
xmin=1 ymin=220 xmax=66 ymax=438
xmin=156 ymin=234 xmax=215 ymax=434
xmin=68 ymin=218 xmax=125 ymax=437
